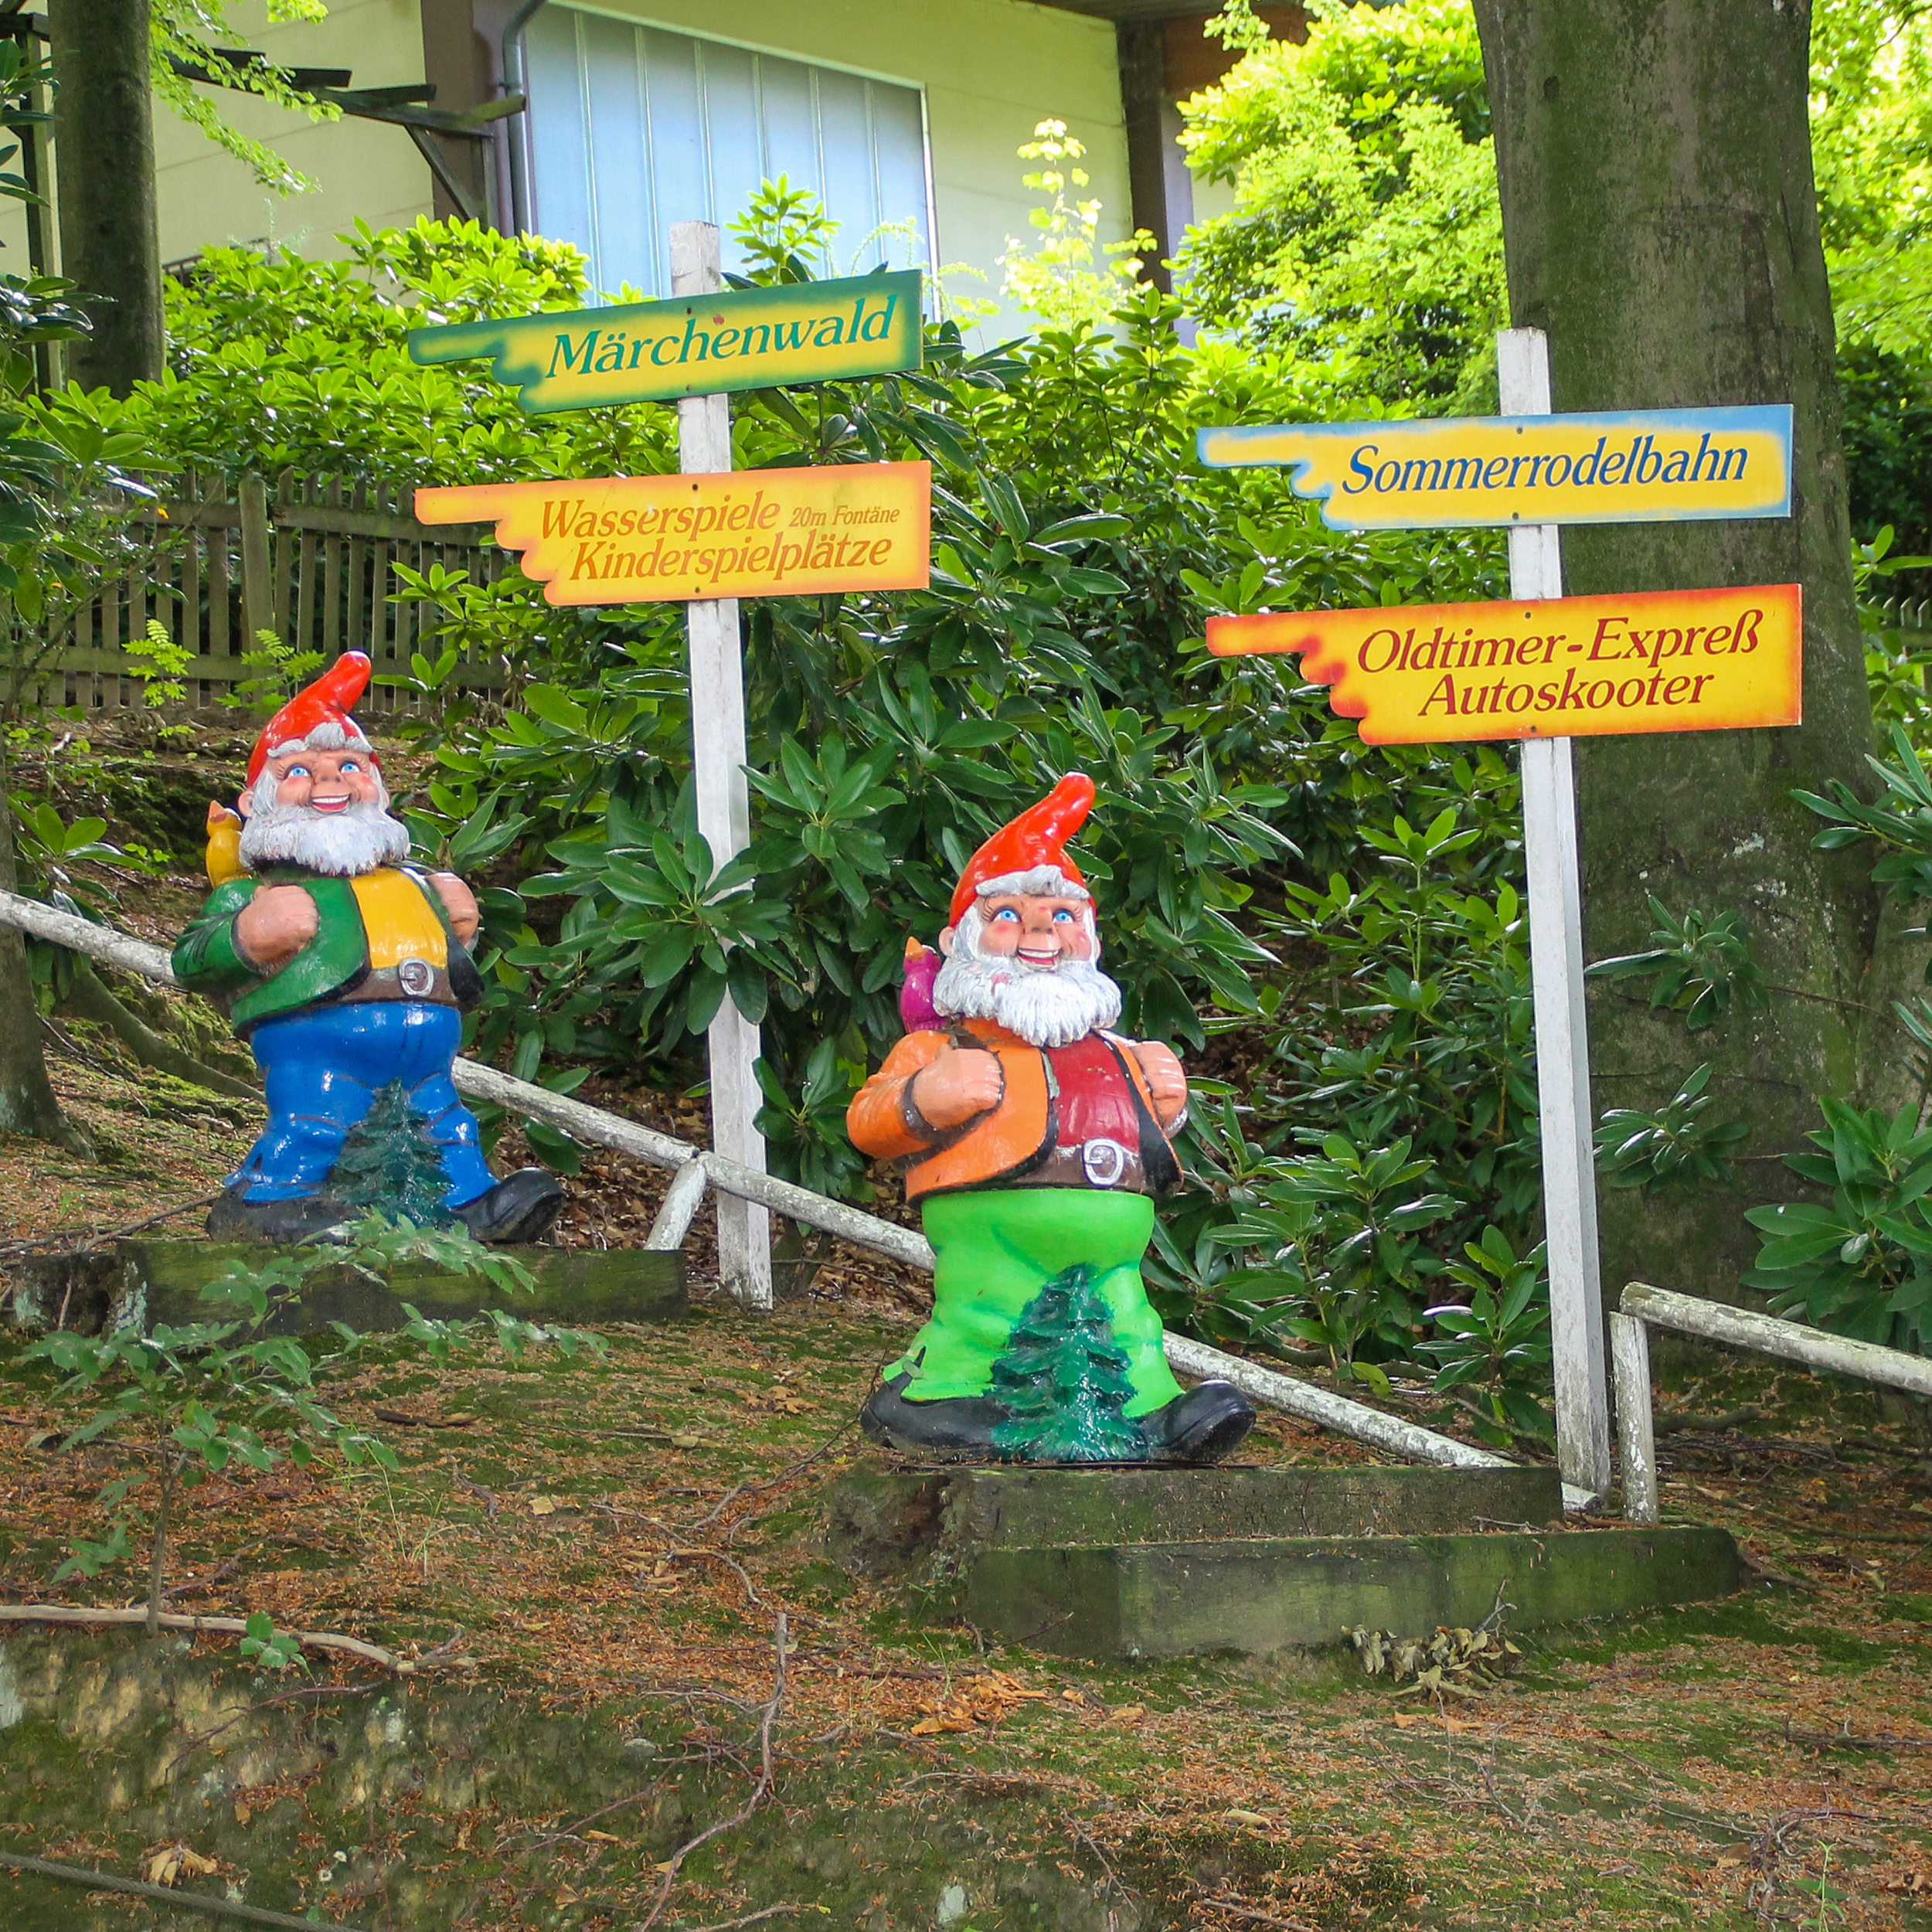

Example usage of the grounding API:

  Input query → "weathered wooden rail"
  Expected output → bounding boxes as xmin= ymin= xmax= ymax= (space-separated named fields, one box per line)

xmin=1612 ymin=1281 xmax=1932 ymax=1522
xmin=43 ymin=470 xmax=504 ymax=715
xmin=0 ymin=886 xmax=1595 ymax=1503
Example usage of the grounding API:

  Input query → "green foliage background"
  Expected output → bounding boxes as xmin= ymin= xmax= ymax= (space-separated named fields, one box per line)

xmin=1175 ymin=0 xmax=1932 ymax=554
xmin=19 ymin=0 xmax=1932 ymax=1436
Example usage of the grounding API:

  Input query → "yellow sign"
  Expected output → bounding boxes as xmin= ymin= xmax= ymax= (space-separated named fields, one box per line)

xmin=407 ymin=271 xmax=923 ymax=413
xmin=1206 ymin=583 xmax=1803 ymax=744
xmin=1196 ymin=406 xmax=1793 ymax=530
xmin=414 ymin=463 xmax=931 ymax=606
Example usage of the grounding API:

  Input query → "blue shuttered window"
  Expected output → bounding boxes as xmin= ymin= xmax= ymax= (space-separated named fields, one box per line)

xmin=525 ymin=7 xmax=934 ymax=300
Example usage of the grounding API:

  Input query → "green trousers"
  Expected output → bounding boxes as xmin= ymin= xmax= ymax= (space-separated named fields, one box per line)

xmin=889 ymin=1187 xmax=1185 ymax=1417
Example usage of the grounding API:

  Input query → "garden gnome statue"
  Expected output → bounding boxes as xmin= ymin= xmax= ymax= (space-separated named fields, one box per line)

xmin=172 ymin=651 xmax=563 ymax=1245
xmin=846 ymin=774 xmax=1256 ymax=1463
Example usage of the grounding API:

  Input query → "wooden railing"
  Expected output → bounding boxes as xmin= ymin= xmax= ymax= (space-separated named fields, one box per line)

xmin=0 ymin=882 xmax=1600 ymax=1498
xmin=1611 ymin=1281 xmax=1932 ymax=1522
xmin=46 ymin=471 xmax=505 ymax=714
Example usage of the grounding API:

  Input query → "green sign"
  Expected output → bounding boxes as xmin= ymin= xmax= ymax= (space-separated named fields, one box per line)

xmin=407 ymin=270 xmax=923 ymax=414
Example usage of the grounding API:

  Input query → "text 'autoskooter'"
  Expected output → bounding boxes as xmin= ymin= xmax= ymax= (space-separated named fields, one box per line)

xmin=1207 ymin=584 xmax=1803 ymax=745
xmin=413 ymin=463 xmax=932 ymax=605
xmin=1196 ymin=406 xmax=1793 ymax=530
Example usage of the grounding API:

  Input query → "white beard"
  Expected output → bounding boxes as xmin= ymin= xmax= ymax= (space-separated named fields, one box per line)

xmin=238 ymin=793 xmax=412 ymax=875
xmin=930 ymin=912 xmax=1123 ymax=1049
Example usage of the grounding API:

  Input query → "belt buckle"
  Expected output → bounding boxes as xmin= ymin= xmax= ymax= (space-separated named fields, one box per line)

xmin=1082 ymin=1137 xmax=1130 ymax=1187
xmin=396 ymin=957 xmax=436 ymax=998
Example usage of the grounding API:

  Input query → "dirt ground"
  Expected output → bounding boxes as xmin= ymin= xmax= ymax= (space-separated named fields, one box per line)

xmin=5 ymin=1035 xmax=1932 ymax=1928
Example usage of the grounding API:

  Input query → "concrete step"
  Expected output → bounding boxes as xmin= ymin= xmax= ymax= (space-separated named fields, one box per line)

xmin=828 ymin=1462 xmax=1563 ymax=1568
xmin=4 ymin=1239 xmax=686 ymax=1337
xmin=825 ymin=1461 xmax=1738 ymax=1661
xmin=955 ymin=1526 xmax=1739 ymax=1659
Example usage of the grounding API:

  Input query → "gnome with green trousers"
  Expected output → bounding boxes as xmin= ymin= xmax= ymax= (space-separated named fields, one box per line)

xmin=846 ymin=774 xmax=1254 ymax=1464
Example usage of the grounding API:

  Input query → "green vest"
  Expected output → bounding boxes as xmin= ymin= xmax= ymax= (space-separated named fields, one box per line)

xmin=172 ymin=865 xmax=483 ymax=1033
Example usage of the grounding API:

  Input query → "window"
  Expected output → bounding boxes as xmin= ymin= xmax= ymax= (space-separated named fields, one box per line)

xmin=524 ymin=8 xmax=934 ymax=300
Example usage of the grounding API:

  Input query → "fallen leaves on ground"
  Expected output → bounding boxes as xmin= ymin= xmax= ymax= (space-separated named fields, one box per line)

xmin=144 ymin=1843 xmax=219 ymax=1887
xmin=906 ymin=1669 xmax=1051 ymax=1735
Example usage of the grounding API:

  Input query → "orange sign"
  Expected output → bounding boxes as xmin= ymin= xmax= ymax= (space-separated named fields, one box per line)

xmin=415 ymin=462 xmax=930 ymax=605
xmin=1206 ymin=583 xmax=1802 ymax=745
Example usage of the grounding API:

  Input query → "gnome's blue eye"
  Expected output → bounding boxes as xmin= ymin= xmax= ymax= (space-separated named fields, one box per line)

xmin=1052 ymin=909 xmax=1074 ymax=923
xmin=341 ymin=759 xmax=362 ymax=774
xmin=287 ymin=764 xmax=310 ymax=778
xmin=992 ymin=907 xmax=1019 ymax=922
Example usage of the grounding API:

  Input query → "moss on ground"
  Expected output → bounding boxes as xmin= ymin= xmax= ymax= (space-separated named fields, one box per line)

xmin=5 ymin=1057 xmax=1932 ymax=1923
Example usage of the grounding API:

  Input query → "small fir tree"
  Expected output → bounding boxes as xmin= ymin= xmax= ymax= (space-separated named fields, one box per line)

xmin=325 ymin=1080 xmax=455 ymax=1227
xmin=990 ymin=1265 xmax=1148 ymax=1462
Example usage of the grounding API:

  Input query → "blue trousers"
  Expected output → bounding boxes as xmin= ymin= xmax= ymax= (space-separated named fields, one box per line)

xmin=231 ymin=1002 xmax=496 ymax=1206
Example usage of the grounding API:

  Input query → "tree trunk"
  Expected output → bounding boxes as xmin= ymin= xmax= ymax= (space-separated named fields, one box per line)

xmin=1471 ymin=0 xmax=1912 ymax=1306
xmin=0 ymin=746 xmax=93 ymax=1153
xmin=50 ymin=0 xmax=164 ymax=396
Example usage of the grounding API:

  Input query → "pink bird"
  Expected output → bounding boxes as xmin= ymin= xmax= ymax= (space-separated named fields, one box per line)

xmin=900 ymin=937 xmax=944 ymax=1031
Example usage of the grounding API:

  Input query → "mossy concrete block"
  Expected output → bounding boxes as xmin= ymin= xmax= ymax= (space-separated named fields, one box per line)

xmin=954 ymin=1526 xmax=1741 ymax=1659
xmin=4 ymin=1240 xmax=685 ymax=1337
xmin=823 ymin=1459 xmax=1738 ymax=1660
xmin=825 ymin=1461 xmax=1563 ymax=1580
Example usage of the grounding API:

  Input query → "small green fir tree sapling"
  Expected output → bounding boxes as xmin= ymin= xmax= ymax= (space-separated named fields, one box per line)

xmin=326 ymin=1080 xmax=456 ymax=1226
xmin=990 ymin=1265 xmax=1148 ymax=1462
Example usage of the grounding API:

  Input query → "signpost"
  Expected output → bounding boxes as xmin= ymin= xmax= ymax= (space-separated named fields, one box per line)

xmin=1197 ymin=402 xmax=1793 ymax=530
xmin=414 ymin=223 xmax=930 ymax=1310
xmin=1203 ymin=328 xmax=1798 ymax=1501
xmin=1206 ymin=583 xmax=1803 ymax=743
xmin=408 ymin=270 xmax=923 ymax=413
xmin=414 ymin=462 xmax=932 ymax=606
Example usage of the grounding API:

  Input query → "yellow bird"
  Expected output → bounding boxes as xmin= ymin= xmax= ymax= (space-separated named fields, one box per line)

xmin=204 ymin=801 xmax=246 ymax=886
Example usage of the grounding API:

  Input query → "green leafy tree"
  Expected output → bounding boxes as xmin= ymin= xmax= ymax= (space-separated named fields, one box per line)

xmin=998 ymin=120 xmax=1154 ymax=330
xmin=1176 ymin=0 xmax=1505 ymax=411
xmin=1476 ymin=0 xmax=1904 ymax=1312
xmin=151 ymin=0 xmax=339 ymax=195
xmin=1594 ymin=1064 xmax=1750 ymax=1196
xmin=1204 ymin=1133 xmax=1454 ymax=1388
xmin=0 ymin=35 xmax=168 ymax=1151
xmin=1419 ymin=1225 xmax=1553 ymax=1447
xmin=1586 ymin=899 xmax=1772 ymax=1031
xmin=1744 ymin=1100 xmax=1932 ymax=1352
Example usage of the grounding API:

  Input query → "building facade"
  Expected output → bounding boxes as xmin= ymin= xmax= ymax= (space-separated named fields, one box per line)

xmin=19 ymin=0 xmax=1303 ymax=334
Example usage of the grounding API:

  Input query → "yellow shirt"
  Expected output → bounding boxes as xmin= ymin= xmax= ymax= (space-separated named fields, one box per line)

xmin=349 ymin=869 xmax=449 ymax=968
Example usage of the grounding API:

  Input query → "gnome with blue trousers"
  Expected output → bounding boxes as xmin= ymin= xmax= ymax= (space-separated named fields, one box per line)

xmin=174 ymin=651 xmax=563 ymax=1244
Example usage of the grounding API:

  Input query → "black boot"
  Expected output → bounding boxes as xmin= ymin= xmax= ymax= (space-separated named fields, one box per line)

xmin=453 ymin=1168 xmax=565 ymax=1245
xmin=206 ymin=1188 xmax=355 ymax=1245
xmin=1138 ymin=1380 xmax=1256 ymax=1465
xmin=860 ymin=1372 xmax=1014 ymax=1460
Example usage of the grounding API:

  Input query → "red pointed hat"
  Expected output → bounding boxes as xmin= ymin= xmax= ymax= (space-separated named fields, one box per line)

xmin=948 ymin=772 xmax=1096 ymax=926
xmin=247 ymin=651 xmax=376 ymax=787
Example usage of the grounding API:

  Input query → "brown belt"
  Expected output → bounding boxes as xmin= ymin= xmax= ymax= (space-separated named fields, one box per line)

xmin=1009 ymin=1136 xmax=1149 ymax=1193
xmin=332 ymin=960 xmax=460 ymax=1005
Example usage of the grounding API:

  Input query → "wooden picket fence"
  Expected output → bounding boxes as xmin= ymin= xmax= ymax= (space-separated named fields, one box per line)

xmin=43 ymin=471 xmax=506 ymax=714
xmin=1879 ymin=596 xmax=1932 ymax=633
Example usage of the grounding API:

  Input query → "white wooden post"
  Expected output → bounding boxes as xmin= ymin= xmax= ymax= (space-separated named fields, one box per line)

xmin=1497 ymin=326 xmax=1612 ymax=1500
xmin=1609 ymin=1311 xmax=1659 ymax=1523
xmin=672 ymin=221 xmax=772 ymax=1309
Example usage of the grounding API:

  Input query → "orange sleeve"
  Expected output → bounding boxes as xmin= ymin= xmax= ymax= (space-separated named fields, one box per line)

xmin=846 ymin=1031 xmax=949 ymax=1162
